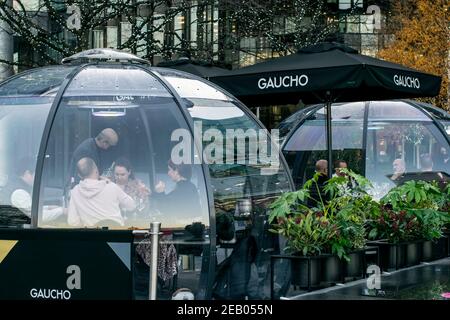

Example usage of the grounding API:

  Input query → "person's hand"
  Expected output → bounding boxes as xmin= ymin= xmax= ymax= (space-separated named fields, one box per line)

xmin=100 ymin=176 xmax=111 ymax=183
xmin=155 ymin=181 xmax=165 ymax=193
xmin=137 ymin=181 xmax=151 ymax=196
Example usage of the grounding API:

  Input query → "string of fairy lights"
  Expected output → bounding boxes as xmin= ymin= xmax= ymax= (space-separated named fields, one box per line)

xmin=0 ymin=0 xmax=373 ymax=67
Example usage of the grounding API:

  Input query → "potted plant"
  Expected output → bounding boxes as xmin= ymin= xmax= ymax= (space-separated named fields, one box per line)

xmin=268 ymin=181 xmax=334 ymax=288
xmin=367 ymin=206 xmax=421 ymax=269
xmin=323 ymin=171 xmax=380 ymax=279
xmin=269 ymin=170 xmax=370 ymax=287
xmin=416 ymin=209 xmax=447 ymax=261
xmin=441 ymin=185 xmax=450 ymax=257
xmin=388 ymin=180 xmax=448 ymax=262
xmin=368 ymin=180 xmax=449 ymax=269
xmin=271 ymin=211 xmax=338 ymax=287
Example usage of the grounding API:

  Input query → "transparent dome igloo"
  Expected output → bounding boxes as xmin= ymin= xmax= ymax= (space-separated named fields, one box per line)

xmin=280 ymin=100 xmax=450 ymax=199
xmin=0 ymin=50 xmax=293 ymax=299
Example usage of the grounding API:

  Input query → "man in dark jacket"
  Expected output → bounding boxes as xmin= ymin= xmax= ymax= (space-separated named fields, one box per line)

xmin=308 ymin=159 xmax=330 ymax=207
xmin=69 ymin=128 xmax=119 ymax=186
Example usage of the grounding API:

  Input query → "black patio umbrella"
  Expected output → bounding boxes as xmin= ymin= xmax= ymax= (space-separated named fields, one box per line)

xmin=157 ymin=57 xmax=231 ymax=79
xmin=210 ymin=42 xmax=442 ymax=176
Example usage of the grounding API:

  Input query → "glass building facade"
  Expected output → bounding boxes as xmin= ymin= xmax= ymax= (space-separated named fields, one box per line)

xmin=9 ymin=0 xmax=392 ymax=69
xmin=2 ymin=0 xmax=395 ymax=130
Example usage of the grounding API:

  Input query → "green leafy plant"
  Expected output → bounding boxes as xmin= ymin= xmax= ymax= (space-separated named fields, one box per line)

xmin=270 ymin=212 xmax=338 ymax=256
xmin=369 ymin=180 xmax=450 ymax=242
xmin=333 ymin=211 xmax=367 ymax=253
xmin=367 ymin=206 xmax=421 ymax=243
xmin=443 ymin=184 xmax=450 ymax=230
xmin=269 ymin=170 xmax=370 ymax=260
xmin=381 ymin=180 xmax=447 ymax=211
xmin=413 ymin=208 xmax=447 ymax=240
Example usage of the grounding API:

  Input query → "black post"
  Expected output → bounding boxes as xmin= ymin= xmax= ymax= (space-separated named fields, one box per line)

xmin=307 ymin=257 xmax=311 ymax=292
xmin=270 ymin=257 xmax=274 ymax=300
xmin=326 ymin=92 xmax=333 ymax=178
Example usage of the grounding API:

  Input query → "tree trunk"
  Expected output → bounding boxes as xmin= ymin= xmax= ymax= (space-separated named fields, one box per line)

xmin=0 ymin=0 xmax=13 ymax=80
xmin=447 ymin=48 xmax=449 ymax=106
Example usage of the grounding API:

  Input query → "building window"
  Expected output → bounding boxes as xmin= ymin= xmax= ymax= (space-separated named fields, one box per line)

xmin=339 ymin=0 xmax=364 ymax=10
xmin=93 ymin=29 xmax=104 ymax=48
xmin=120 ymin=22 xmax=132 ymax=52
xmin=106 ymin=26 xmax=118 ymax=49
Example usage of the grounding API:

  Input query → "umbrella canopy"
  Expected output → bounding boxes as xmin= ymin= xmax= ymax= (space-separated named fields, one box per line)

xmin=210 ymin=42 xmax=442 ymax=106
xmin=157 ymin=58 xmax=231 ymax=79
xmin=211 ymin=42 xmax=442 ymax=180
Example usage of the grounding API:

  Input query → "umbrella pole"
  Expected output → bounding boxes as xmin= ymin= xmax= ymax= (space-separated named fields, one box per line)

xmin=326 ymin=94 xmax=333 ymax=178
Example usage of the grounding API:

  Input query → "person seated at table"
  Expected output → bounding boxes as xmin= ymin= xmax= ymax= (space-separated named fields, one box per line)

xmin=415 ymin=153 xmax=448 ymax=190
xmin=436 ymin=146 xmax=449 ymax=172
xmin=153 ymin=160 xmax=201 ymax=218
xmin=9 ymin=158 xmax=64 ymax=224
xmin=388 ymin=158 xmax=407 ymax=186
xmin=68 ymin=157 xmax=136 ymax=227
xmin=113 ymin=157 xmax=151 ymax=216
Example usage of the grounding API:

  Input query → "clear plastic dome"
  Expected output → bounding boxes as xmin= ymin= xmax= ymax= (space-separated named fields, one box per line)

xmin=0 ymin=57 xmax=292 ymax=300
xmin=280 ymin=100 xmax=450 ymax=199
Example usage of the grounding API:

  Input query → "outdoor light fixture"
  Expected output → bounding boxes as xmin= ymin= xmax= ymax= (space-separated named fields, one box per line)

xmin=71 ymin=101 xmax=139 ymax=117
xmin=91 ymin=108 xmax=126 ymax=117
xmin=367 ymin=126 xmax=385 ymax=130
xmin=367 ymin=121 xmax=390 ymax=130
xmin=187 ymin=106 xmax=244 ymax=120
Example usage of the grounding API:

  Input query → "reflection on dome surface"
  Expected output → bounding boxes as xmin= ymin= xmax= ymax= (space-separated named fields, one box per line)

xmin=0 ymin=54 xmax=293 ymax=300
xmin=280 ymin=100 xmax=450 ymax=199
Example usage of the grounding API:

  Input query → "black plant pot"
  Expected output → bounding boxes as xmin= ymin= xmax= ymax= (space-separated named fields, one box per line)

xmin=345 ymin=252 xmax=363 ymax=278
xmin=291 ymin=258 xmax=321 ymax=288
xmin=321 ymin=255 xmax=342 ymax=284
xmin=405 ymin=242 xmax=420 ymax=267
xmin=447 ymin=236 xmax=450 ymax=258
xmin=422 ymin=240 xmax=433 ymax=261
xmin=385 ymin=245 xmax=401 ymax=271
xmin=443 ymin=231 xmax=450 ymax=257
xmin=370 ymin=241 xmax=405 ymax=271
xmin=432 ymin=236 xmax=448 ymax=259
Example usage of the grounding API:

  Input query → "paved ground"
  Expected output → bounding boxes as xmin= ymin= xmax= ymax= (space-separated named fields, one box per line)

xmin=285 ymin=258 xmax=450 ymax=300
